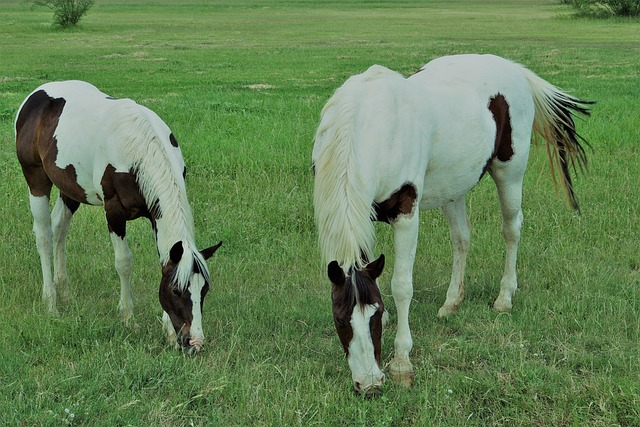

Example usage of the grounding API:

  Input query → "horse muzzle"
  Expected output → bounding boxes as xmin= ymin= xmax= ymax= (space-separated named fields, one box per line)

xmin=353 ymin=372 xmax=385 ymax=397
xmin=178 ymin=335 xmax=204 ymax=355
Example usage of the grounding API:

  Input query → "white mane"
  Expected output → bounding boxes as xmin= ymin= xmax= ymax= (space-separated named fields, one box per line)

xmin=313 ymin=68 xmax=393 ymax=270
xmin=110 ymin=100 xmax=206 ymax=290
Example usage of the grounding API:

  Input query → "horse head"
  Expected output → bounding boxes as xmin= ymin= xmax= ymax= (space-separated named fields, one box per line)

xmin=159 ymin=240 xmax=222 ymax=355
xmin=328 ymin=254 xmax=386 ymax=395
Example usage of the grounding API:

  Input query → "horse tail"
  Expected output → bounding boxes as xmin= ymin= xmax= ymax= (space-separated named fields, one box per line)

xmin=313 ymin=80 xmax=376 ymax=269
xmin=521 ymin=67 xmax=594 ymax=213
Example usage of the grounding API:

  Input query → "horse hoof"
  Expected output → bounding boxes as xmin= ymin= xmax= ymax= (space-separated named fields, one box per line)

xmin=493 ymin=299 xmax=512 ymax=312
xmin=125 ymin=320 xmax=141 ymax=331
xmin=437 ymin=304 xmax=458 ymax=317
xmin=58 ymin=293 xmax=72 ymax=305
xmin=390 ymin=369 xmax=414 ymax=387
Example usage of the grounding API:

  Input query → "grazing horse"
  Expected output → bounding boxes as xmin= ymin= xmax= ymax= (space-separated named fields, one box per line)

xmin=15 ymin=80 xmax=222 ymax=354
xmin=312 ymin=54 xmax=592 ymax=394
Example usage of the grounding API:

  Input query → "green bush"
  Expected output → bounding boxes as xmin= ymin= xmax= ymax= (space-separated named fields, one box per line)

xmin=561 ymin=0 xmax=640 ymax=17
xmin=26 ymin=0 xmax=95 ymax=27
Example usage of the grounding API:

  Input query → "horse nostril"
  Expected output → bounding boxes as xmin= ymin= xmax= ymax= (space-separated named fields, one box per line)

xmin=354 ymin=382 xmax=362 ymax=392
xmin=178 ymin=335 xmax=191 ymax=348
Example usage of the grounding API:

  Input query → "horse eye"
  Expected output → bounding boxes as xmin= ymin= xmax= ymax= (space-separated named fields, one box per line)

xmin=171 ymin=287 xmax=182 ymax=297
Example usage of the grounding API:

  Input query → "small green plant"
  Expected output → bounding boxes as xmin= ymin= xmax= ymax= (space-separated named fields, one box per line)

xmin=561 ymin=0 xmax=640 ymax=17
xmin=26 ymin=0 xmax=95 ymax=27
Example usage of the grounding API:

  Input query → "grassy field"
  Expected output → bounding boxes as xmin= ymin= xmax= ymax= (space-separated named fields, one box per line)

xmin=1 ymin=0 xmax=639 ymax=425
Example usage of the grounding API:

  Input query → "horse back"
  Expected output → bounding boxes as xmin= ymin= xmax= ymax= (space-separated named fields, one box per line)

xmin=15 ymin=81 xmax=173 ymax=206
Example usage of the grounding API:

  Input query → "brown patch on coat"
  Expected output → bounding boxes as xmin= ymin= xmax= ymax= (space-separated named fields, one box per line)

xmin=16 ymin=90 xmax=88 ymax=201
xmin=480 ymin=94 xmax=514 ymax=180
xmin=489 ymin=94 xmax=514 ymax=162
xmin=374 ymin=183 xmax=417 ymax=223
xmin=100 ymin=164 xmax=160 ymax=238
xmin=170 ymin=133 xmax=179 ymax=148
xmin=61 ymin=193 xmax=81 ymax=214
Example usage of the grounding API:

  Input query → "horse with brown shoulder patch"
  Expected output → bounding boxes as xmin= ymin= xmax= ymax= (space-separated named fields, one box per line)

xmin=15 ymin=80 xmax=221 ymax=354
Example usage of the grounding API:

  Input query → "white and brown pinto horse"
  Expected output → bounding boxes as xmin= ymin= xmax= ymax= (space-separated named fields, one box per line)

xmin=313 ymin=54 xmax=592 ymax=394
xmin=15 ymin=80 xmax=221 ymax=354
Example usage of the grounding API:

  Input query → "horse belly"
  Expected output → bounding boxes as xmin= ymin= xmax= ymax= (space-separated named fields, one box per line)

xmin=418 ymin=144 xmax=489 ymax=210
xmin=419 ymin=172 xmax=482 ymax=210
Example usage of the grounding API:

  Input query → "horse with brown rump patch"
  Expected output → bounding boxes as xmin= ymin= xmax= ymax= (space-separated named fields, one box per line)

xmin=313 ymin=54 xmax=593 ymax=394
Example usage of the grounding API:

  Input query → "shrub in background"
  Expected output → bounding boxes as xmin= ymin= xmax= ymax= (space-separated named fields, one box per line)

xmin=26 ymin=0 xmax=95 ymax=27
xmin=560 ymin=0 xmax=640 ymax=17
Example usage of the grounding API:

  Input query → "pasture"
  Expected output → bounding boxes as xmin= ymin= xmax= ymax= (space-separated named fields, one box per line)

xmin=0 ymin=0 xmax=638 ymax=425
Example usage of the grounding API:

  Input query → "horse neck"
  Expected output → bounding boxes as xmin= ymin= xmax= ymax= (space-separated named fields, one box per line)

xmin=152 ymin=201 xmax=202 ymax=292
xmin=116 ymin=103 xmax=196 ymax=267
xmin=154 ymin=210 xmax=196 ymax=264
xmin=140 ymin=168 xmax=196 ymax=268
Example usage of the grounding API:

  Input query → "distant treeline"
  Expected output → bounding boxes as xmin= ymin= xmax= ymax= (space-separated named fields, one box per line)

xmin=560 ymin=0 xmax=640 ymax=17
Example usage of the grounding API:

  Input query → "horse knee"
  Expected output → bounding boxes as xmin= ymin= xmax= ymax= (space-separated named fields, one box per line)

xmin=115 ymin=251 xmax=133 ymax=277
xmin=502 ymin=210 xmax=523 ymax=242
xmin=391 ymin=279 xmax=413 ymax=303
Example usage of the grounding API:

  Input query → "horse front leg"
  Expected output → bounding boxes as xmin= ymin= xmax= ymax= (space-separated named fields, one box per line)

xmin=109 ymin=232 xmax=135 ymax=325
xmin=29 ymin=194 xmax=56 ymax=314
xmin=105 ymin=205 xmax=135 ymax=326
xmin=162 ymin=311 xmax=178 ymax=348
xmin=51 ymin=195 xmax=79 ymax=305
xmin=388 ymin=212 xmax=419 ymax=386
xmin=438 ymin=197 xmax=471 ymax=317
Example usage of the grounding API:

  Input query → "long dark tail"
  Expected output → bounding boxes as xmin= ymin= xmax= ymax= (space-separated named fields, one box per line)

xmin=522 ymin=67 xmax=594 ymax=213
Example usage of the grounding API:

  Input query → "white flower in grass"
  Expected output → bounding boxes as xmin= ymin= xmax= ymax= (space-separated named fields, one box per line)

xmin=63 ymin=407 xmax=76 ymax=425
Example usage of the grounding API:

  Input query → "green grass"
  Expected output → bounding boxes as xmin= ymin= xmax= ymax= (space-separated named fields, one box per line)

xmin=1 ymin=0 xmax=639 ymax=425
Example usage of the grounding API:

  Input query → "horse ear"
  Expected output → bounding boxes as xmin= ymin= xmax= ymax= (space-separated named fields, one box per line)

xmin=327 ymin=261 xmax=346 ymax=287
xmin=169 ymin=241 xmax=184 ymax=264
xmin=367 ymin=254 xmax=385 ymax=279
xmin=200 ymin=241 xmax=222 ymax=260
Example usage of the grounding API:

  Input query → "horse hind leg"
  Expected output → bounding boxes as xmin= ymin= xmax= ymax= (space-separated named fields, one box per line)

xmin=490 ymin=166 xmax=525 ymax=313
xmin=51 ymin=194 xmax=80 ymax=305
xmin=29 ymin=193 xmax=56 ymax=314
xmin=438 ymin=197 xmax=471 ymax=317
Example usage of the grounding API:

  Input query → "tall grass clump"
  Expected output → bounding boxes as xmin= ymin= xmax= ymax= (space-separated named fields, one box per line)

xmin=560 ymin=0 xmax=640 ymax=17
xmin=25 ymin=0 xmax=95 ymax=26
